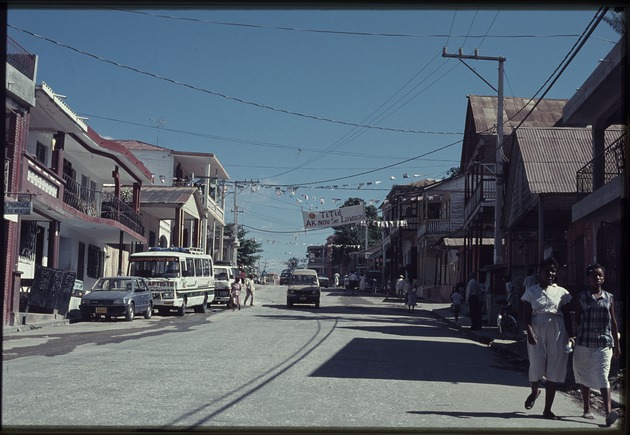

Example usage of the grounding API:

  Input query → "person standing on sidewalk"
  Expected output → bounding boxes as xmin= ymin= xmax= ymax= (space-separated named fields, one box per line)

xmin=243 ymin=274 xmax=255 ymax=306
xmin=520 ymin=256 xmax=572 ymax=420
xmin=405 ymin=280 xmax=417 ymax=313
xmin=466 ymin=272 xmax=483 ymax=330
xmin=571 ymin=263 xmax=620 ymax=426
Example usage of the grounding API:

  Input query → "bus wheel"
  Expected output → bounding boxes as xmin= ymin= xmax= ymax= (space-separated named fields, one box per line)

xmin=195 ymin=297 xmax=208 ymax=313
xmin=177 ymin=300 xmax=187 ymax=316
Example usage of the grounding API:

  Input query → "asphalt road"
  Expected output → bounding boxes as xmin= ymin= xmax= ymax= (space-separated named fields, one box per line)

xmin=2 ymin=284 xmax=620 ymax=433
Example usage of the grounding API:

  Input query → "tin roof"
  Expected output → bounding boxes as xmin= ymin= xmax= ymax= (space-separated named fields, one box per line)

xmin=513 ymin=126 xmax=624 ymax=194
xmin=140 ymin=186 xmax=199 ymax=204
xmin=468 ymin=95 xmax=567 ymax=134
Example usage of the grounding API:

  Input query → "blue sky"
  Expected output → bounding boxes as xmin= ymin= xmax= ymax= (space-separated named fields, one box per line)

xmin=7 ymin=5 xmax=622 ymax=274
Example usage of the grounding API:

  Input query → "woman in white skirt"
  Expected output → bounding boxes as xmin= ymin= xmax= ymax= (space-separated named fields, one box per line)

xmin=571 ymin=263 xmax=620 ymax=426
xmin=521 ymin=256 xmax=572 ymax=420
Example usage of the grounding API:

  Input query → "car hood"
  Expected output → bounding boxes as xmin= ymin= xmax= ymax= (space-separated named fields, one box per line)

xmin=82 ymin=290 xmax=131 ymax=301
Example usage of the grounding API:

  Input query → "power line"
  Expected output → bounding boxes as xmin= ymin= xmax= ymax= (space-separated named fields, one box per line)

xmin=9 ymin=24 xmax=461 ymax=136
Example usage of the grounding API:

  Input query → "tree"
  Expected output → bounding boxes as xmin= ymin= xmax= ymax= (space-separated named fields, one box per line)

xmin=285 ymin=257 xmax=300 ymax=272
xmin=224 ymin=223 xmax=262 ymax=271
xmin=330 ymin=198 xmax=381 ymax=269
xmin=445 ymin=166 xmax=462 ymax=179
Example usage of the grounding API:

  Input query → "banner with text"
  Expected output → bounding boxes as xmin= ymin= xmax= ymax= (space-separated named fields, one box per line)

xmin=302 ymin=204 xmax=366 ymax=229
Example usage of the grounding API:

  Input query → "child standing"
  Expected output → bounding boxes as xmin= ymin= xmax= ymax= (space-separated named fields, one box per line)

xmin=450 ymin=288 xmax=463 ymax=322
xmin=405 ymin=280 xmax=417 ymax=313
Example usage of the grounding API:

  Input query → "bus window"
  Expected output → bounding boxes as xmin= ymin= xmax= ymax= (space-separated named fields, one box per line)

xmin=195 ymin=258 xmax=203 ymax=277
xmin=183 ymin=257 xmax=195 ymax=277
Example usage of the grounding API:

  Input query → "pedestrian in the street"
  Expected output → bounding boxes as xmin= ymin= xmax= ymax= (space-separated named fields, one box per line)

xmin=334 ymin=272 xmax=340 ymax=288
xmin=520 ymin=256 xmax=572 ymax=420
xmin=450 ymin=287 xmax=463 ymax=322
xmin=231 ymin=276 xmax=242 ymax=311
xmin=395 ymin=275 xmax=406 ymax=300
xmin=244 ymin=274 xmax=255 ymax=306
xmin=465 ymin=272 xmax=483 ymax=330
xmin=571 ymin=263 xmax=620 ymax=426
xmin=359 ymin=273 xmax=366 ymax=293
xmin=349 ymin=271 xmax=358 ymax=294
xmin=405 ymin=280 xmax=417 ymax=313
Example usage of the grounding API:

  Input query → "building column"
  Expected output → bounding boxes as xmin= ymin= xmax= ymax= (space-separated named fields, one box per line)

xmin=47 ymin=220 xmax=60 ymax=269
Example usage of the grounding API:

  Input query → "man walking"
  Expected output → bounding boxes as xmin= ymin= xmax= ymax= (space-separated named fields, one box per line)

xmin=466 ymin=272 xmax=483 ymax=330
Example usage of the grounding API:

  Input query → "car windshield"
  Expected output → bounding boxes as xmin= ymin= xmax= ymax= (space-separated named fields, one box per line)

xmin=129 ymin=258 xmax=180 ymax=278
xmin=92 ymin=279 xmax=132 ymax=291
xmin=291 ymin=275 xmax=316 ymax=284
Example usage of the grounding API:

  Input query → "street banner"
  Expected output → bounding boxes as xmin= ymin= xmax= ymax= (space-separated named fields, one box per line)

xmin=302 ymin=204 xmax=366 ymax=229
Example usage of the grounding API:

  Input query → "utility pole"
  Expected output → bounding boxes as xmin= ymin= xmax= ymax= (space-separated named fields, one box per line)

xmin=442 ymin=47 xmax=506 ymax=265
xmin=233 ymin=180 xmax=239 ymax=266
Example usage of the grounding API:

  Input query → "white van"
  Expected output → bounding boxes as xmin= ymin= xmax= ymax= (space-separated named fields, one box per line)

xmin=286 ymin=268 xmax=320 ymax=308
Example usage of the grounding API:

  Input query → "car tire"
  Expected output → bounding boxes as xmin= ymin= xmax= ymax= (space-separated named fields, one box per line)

xmin=143 ymin=304 xmax=153 ymax=319
xmin=287 ymin=299 xmax=293 ymax=308
xmin=195 ymin=297 xmax=208 ymax=313
xmin=81 ymin=310 xmax=91 ymax=322
xmin=125 ymin=303 xmax=135 ymax=321
xmin=177 ymin=300 xmax=187 ymax=316
xmin=315 ymin=300 xmax=320 ymax=308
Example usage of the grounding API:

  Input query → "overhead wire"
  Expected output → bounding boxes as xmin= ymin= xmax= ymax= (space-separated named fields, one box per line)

xmin=8 ymin=24 xmax=459 ymax=136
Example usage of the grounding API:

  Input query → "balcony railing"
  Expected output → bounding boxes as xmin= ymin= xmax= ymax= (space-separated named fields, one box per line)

xmin=418 ymin=219 xmax=453 ymax=238
xmin=4 ymin=157 xmax=10 ymax=194
xmin=577 ymin=133 xmax=625 ymax=197
xmin=464 ymin=178 xmax=496 ymax=223
xmin=7 ymin=36 xmax=36 ymax=80
xmin=63 ymin=175 xmax=144 ymax=235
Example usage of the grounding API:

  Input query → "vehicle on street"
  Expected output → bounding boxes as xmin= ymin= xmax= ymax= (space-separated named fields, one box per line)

xmin=279 ymin=269 xmax=291 ymax=285
xmin=212 ymin=261 xmax=239 ymax=308
xmin=79 ymin=276 xmax=153 ymax=321
xmin=318 ymin=275 xmax=330 ymax=288
xmin=128 ymin=247 xmax=214 ymax=316
xmin=287 ymin=268 xmax=320 ymax=308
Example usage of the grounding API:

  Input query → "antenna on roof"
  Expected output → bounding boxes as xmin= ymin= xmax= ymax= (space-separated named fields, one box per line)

xmin=149 ymin=118 xmax=167 ymax=146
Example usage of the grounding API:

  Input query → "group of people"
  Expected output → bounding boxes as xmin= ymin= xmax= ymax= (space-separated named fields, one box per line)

xmin=521 ymin=257 xmax=620 ymax=425
xmin=230 ymin=274 xmax=256 ymax=311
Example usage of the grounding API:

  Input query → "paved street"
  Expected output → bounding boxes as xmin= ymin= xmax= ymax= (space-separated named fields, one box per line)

xmin=2 ymin=284 xmax=624 ymax=433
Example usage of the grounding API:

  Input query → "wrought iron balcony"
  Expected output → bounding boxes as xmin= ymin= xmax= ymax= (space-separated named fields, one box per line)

xmin=576 ymin=133 xmax=625 ymax=198
xmin=6 ymin=36 xmax=36 ymax=80
xmin=63 ymin=175 xmax=144 ymax=235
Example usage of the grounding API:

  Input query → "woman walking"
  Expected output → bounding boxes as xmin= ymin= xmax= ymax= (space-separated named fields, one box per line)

xmin=571 ymin=264 xmax=620 ymax=426
xmin=520 ymin=256 xmax=572 ymax=420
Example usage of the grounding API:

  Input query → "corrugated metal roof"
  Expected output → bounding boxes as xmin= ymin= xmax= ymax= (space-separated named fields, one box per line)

xmin=468 ymin=95 xmax=567 ymax=134
xmin=515 ymin=127 xmax=624 ymax=194
xmin=140 ymin=186 xmax=198 ymax=204
xmin=111 ymin=139 xmax=170 ymax=151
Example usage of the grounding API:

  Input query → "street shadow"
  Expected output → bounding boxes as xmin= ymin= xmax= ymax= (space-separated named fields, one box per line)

xmin=407 ymin=410 xmax=600 ymax=426
xmin=309 ymin=337 xmax=521 ymax=384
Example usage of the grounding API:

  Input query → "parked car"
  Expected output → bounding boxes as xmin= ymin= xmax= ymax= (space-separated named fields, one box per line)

xmin=318 ymin=275 xmax=330 ymax=288
xmin=279 ymin=269 xmax=291 ymax=285
xmin=80 ymin=276 xmax=153 ymax=321
xmin=287 ymin=269 xmax=320 ymax=308
xmin=365 ymin=270 xmax=383 ymax=292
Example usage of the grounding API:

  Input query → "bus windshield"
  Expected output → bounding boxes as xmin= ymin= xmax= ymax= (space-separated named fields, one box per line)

xmin=129 ymin=257 xmax=181 ymax=278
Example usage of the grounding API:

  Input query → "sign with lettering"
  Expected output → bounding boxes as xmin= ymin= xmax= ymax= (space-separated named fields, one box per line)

xmin=4 ymin=201 xmax=32 ymax=215
xmin=302 ymin=204 xmax=366 ymax=229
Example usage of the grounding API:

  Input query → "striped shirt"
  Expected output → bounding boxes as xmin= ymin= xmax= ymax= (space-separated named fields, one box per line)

xmin=575 ymin=289 xmax=614 ymax=348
